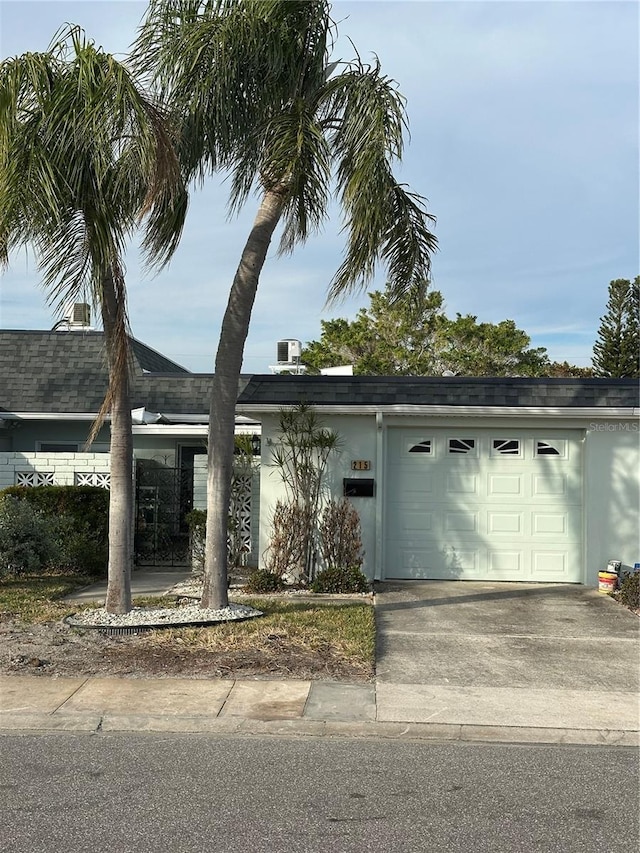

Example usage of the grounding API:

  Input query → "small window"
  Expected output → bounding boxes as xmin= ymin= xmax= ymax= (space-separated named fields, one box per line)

xmin=409 ymin=440 xmax=432 ymax=454
xmin=448 ymin=438 xmax=476 ymax=454
xmin=38 ymin=442 xmax=80 ymax=452
xmin=492 ymin=439 xmax=520 ymax=456
xmin=536 ymin=441 xmax=561 ymax=457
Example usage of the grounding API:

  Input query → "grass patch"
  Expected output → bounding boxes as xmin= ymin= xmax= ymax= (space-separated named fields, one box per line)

xmin=141 ymin=597 xmax=376 ymax=676
xmin=0 ymin=571 xmax=101 ymax=622
xmin=0 ymin=579 xmax=376 ymax=680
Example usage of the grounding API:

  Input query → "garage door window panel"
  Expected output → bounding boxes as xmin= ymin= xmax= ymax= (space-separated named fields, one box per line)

xmin=535 ymin=440 xmax=567 ymax=458
xmin=491 ymin=438 xmax=521 ymax=457
xmin=408 ymin=439 xmax=433 ymax=455
xmin=448 ymin=438 xmax=476 ymax=455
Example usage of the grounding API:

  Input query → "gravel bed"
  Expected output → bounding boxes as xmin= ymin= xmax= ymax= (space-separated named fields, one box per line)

xmin=65 ymin=602 xmax=263 ymax=629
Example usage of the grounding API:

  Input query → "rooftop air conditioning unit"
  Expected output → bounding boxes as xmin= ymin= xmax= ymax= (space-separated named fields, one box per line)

xmin=53 ymin=302 xmax=92 ymax=332
xmin=70 ymin=303 xmax=91 ymax=326
xmin=277 ymin=339 xmax=302 ymax=364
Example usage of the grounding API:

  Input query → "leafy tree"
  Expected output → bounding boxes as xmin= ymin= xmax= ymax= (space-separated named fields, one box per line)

xmin=0 ymin=28 xmax=186 ymax=612
xmin=436 ymin=314 xmax=549 ymax=377
xmin=134 ymin=0 xmax=437 ymax=609
xmin=546 ymin=361 xmax=594 ymax=378
xmin=304 ymin=283 xmax=445 ymax=375
xmin=302 ymin=284 xmax=550 ymax=376
xmin=592 ymin=277 xmax=640 ymax=378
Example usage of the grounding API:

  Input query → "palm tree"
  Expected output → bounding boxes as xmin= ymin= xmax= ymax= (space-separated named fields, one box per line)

xmin=0 ymin=27 xmax=187 ymax=613
xmin=134 ymin=0 xmax=437 ymax=609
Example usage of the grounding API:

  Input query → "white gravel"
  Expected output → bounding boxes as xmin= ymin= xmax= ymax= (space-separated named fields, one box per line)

xmin=66 ymin=602 xmax=263 ymax=629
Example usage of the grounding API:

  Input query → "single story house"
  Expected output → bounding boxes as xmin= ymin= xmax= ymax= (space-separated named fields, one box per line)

xmin=237 ymin=375 xmax=640 ymax=586
xmin=0 ymin=326 xmax=260 ymax=566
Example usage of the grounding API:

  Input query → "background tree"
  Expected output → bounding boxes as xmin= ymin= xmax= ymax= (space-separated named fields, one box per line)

xmin=303 ymin=282 xmax=444 ymax=375
xmin=302 ymin=284 xmax=550 ymax=376
xmin=0 ymin=28 xmax=186 ymax=613
xmin=545 ymin=361 xmax=594 ymax=378
xmin=592 ymin=277 xmax=640 ymax=378
xmin=134 ymin=0 xmax=437 ymax=609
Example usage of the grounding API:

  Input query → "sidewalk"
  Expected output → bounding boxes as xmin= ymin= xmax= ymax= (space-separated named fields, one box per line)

xmin=0 ymin=673 xmax=636 ymax=746
xmin=1 ymin=575 xmax=637 ymax=746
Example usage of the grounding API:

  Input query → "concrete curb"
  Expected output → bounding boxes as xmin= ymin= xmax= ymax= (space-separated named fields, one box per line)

xmin=0 ymin=712 xmax=637 ymax=746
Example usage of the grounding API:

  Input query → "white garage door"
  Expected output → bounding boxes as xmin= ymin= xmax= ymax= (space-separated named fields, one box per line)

xmin=385 ymin=428 xmax=583 ymax=582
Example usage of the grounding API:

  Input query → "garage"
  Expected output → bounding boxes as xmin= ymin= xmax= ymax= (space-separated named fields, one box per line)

xmin=384 ymin=428 xmax=583 ymax=582
xmin=239 ymin=375 xmax=639 ymax=587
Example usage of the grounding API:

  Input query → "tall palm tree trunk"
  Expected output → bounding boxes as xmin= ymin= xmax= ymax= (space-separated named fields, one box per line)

xmin=201 ymin=187 xmax=286 ymax=610
xmin=101 ymin=270 xmax=133 ymax=614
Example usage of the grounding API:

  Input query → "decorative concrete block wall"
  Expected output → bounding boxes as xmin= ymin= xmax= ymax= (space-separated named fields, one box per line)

xmin=0 ymin=452 xmax=112 ymax=490
xmin=193 ymin=455 xmax=260 ymax=567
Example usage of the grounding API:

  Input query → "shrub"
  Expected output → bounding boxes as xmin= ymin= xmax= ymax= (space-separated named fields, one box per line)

xmin=185 ymin=509 xmax=207 ymax=575
xmin=53 ymin=514 xmax=107 ymax=575
xmin=244 ymin=569 xmax=286 ymax=594
xmin=618 ymin=572 xmax=639 ymax=610
xmin=263 ymin=500 xmax=313 ymax=582
xmin=0 ymin=496 xmax=60 ymax=577
xmin=310 ymin=565 xmax=370 ymax=594
xmin=319 ymin=499 xmax=364 ymax=572
xmin=0 ymin=486 xmax=109 ymax=575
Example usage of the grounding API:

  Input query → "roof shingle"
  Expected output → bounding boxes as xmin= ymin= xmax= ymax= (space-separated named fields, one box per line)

xmin=237 ymin=375 xmax=640 ymax=409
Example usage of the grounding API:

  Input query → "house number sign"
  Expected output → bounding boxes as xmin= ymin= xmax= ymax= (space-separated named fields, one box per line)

xmin=351 ymin=460 xmax=371 ymax=471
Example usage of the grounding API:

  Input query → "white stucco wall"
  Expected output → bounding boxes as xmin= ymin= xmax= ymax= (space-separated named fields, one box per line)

xmin=258 ymin=413 xmax=379 ymax=578
xmin=583 ymin=421 xmax=640 ymax=582
xmin=255 ymin=412 xmax=640 ymax=586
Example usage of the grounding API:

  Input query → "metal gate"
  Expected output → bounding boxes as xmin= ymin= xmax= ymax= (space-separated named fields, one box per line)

xmin=134 ymin=462 xmax=193 ymax=567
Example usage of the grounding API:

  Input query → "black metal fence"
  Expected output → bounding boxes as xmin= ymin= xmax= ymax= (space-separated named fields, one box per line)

xmin=134 ymin=463 xmax=193 ymax=567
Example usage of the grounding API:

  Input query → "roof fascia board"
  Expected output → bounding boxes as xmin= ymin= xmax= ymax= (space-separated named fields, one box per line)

xmin=236 ymin=404 xmax=640 ymax=418
xmin=4 ymin=412 xmax=105 ymax=421
xmin=132 ymin=423 xmax=260 ymax=436
xmin=132 ymin=425 xmax=208 ymax=436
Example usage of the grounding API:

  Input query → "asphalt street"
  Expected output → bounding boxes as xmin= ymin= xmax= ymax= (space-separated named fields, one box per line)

xmin=0 ymin=732 xmax=637 ymax=853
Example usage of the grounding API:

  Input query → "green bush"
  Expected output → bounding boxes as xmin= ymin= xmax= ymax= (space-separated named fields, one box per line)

xmin=310 ymin=565 xmax=370 ymax=594
xmin=0 ymin=496 xmax=60 ymax=577
xmin=185 ymin=508 xmax=207 ymax=574
xmin=0 ymin=486 xmax=109 ymax=575
xmin=244 ymin=569 xmax=286 ymax=594
xmin=619 ymin=572 xmax=639 ymax=610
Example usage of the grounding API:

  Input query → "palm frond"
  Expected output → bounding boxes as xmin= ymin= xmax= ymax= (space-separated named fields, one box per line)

xmin=319 ymin=60 xmax=437 ymax=302
xmin=0 ymin=24 xmax=188 ymax=446
xmin=133 ymin=0 xmax=333 ymax=187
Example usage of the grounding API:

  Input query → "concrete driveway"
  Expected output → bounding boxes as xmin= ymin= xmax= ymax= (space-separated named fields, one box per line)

xmin=374 ymin=581 xmax=639 ymax=735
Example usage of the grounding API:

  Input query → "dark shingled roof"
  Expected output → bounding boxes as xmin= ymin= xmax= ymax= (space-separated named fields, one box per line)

xmin=0 ymin=330 xmax=246 ymax=416
xmin=237 ymin=375 xmax=640 ymax=409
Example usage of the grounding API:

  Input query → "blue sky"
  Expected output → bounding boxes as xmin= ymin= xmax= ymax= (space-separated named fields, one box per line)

xmin=0 ymin=0 xmax=638 ymax=372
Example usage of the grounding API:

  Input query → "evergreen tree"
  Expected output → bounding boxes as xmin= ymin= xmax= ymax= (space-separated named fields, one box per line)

xmin=592 ymin=278 xmax=640 ymax=378
xmin=302 ymin=283 xmax=550 ymax=376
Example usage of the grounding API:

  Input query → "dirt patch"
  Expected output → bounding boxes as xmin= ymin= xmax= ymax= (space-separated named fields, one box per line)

xmin=0 ymin=618 xmax=373 ymax=682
